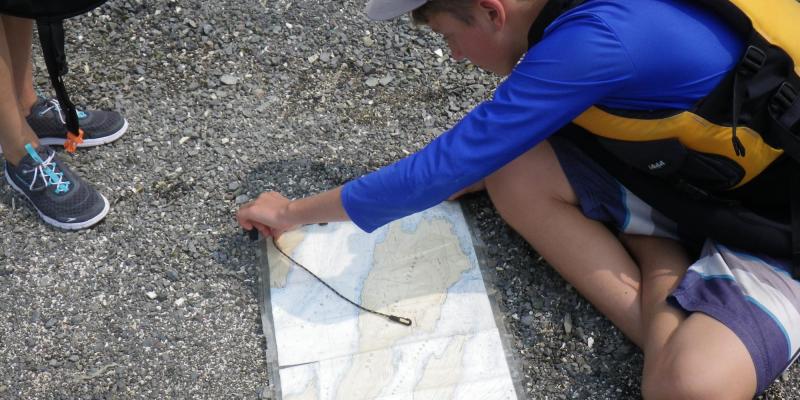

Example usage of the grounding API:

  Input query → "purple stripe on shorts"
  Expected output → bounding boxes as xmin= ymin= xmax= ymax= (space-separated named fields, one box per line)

xmin=549 ymin=136 xmax=628 ymax=227
xmin=670 ymin=270 xmax=789 ymax=395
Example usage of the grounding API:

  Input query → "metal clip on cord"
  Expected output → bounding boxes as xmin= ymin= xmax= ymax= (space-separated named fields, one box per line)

xmin=247 ymin=229 xmax=413 ymax=327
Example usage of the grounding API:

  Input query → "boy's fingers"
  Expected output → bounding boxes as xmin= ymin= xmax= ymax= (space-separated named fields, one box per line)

xmin=236 ymin=205 xmax=260 ymax=230
xmin=252 ymin=221 xmax=272 ymax=237
xmin=237 ymin=217 xmax=253 ymax=230
xmin=235 ymin=207 xmax=248 ymax=226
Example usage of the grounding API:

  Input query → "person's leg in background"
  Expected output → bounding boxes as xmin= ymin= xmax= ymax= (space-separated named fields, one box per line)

xmin=2 ymin=14 xmax=128 ymax=153
xmin=1 ymin=15 xmax=109 ymax=230
xmin=2 ymin=16 xmax=37 ymax=117
xmin=0 ymin=16 xmax=39 ymax=166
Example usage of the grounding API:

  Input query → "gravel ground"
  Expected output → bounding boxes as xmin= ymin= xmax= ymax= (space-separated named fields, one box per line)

xmin=0 ymin=0 xmax=797 ymax=398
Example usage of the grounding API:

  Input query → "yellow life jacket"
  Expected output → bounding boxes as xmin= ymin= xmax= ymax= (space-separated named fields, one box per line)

xmin=573 ymin=0 xmax=800 ymax=191
xmin=530 ymin=0 xmax=800 ymax=276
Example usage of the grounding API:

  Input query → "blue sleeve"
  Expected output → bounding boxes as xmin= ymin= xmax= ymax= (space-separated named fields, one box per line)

xmin=342 ymin=14 xmax=636 ymax=232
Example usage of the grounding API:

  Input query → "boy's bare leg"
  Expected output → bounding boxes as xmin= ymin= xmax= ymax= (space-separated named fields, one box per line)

xmin=486 ymin=142 xmax=757 ymax=398
xmin=0 ymin=17 xmax=39 ymax=165
xmin=621 ymin=236 xmax=686 ymax=357
xmin=485 ymin=141 xmax=644 ymax=346
xmin=1 ymin=15 xmax=36 ymax=117
xmin=625 ymin=235 xmax=757 ymax=399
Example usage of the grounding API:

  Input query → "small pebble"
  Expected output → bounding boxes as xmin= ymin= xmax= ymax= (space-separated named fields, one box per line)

xmin=563 ymin=314 xmax=573 ymax=335
xmin=220 ymin=75 xmax=239 ymax=85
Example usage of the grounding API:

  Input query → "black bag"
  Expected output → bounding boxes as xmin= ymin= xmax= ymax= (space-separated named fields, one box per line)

xmin=0 ymin=1 xmax=107 ymax=20
xmin=0 ymin=0 xmax=110 ymax=151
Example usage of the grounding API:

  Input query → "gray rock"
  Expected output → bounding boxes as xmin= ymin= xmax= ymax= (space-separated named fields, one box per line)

xmin=220 ymin=75 xmax=239 ymax=85
xmin=520 ymin=314 xmax=534 ymax=327
xmin=564 ymin=313 xmax=573 ymax=335
xmin=379 ymin=76 xmax=394 ymax=86
xmin=166 ymin=270 xmax=180 ymax=282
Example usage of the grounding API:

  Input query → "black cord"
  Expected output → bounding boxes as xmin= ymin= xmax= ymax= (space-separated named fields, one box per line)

xmin=270 ymin=236 xmax=412 ymax=327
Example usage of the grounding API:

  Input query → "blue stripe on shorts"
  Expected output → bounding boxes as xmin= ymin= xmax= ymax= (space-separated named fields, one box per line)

xmin=549 ymin=135 xmax=800 ymax=395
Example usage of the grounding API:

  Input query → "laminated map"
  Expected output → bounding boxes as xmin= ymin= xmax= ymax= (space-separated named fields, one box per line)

xmin=260 ymin=202 xmax=519 ymax=400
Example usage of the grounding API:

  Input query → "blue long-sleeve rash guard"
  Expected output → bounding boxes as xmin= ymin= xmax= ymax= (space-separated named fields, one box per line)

xmin=342 ymin=0 xmax=745 ymax=232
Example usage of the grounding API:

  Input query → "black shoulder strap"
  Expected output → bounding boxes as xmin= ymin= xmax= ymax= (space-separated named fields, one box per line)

xmin=36 ymin=19 xmax=81 ymax=139
xmin=528 ymin=0 xmax=586 ymax=48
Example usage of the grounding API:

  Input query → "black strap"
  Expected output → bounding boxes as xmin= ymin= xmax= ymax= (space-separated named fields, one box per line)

xmin=792 ymin=170 xmax=800 ymax=280
xmin=730 ymin=45 xmax=767 ymax=157
xmin=527 ymin=0 xmax=586 ymax=48
xmin=766 ymin=81 xmax=800 ymax=166
xmin=778 ymin=85 xmax=800 ymax=133
xmin=35 ymin=19 xmax=81 ymax=135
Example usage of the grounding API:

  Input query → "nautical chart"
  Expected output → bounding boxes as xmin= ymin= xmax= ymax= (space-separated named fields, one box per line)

xmin=261 ymin=202 xmax=518 ymax=400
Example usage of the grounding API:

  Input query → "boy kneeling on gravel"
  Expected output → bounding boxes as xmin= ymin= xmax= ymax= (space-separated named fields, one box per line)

xmin=239 ymin=0 xmax=800 ymax=397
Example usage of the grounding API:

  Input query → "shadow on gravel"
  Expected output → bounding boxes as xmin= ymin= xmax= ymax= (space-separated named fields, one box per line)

xmin=215 ymin=157 xmax=372 ymax=275
xmin=207 ymin=158 xmax=374 ymax=339
xmin=244 ymin=158 xmax=373 ymax=200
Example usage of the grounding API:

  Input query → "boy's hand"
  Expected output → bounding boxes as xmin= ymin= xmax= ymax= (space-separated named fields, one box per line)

xmin=448 ymin=180 xmax=486 ymax=201
xmin=236 ymin=192 xmax=299 ymax=239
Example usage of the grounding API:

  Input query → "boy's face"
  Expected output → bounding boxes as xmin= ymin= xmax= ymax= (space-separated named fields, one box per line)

xmin=426 ymin=4 xmax=525 ymax=76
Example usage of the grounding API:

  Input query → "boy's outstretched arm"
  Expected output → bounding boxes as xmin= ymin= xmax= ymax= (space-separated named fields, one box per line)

xmin=236 ymin=187 xmax=350 ymax=238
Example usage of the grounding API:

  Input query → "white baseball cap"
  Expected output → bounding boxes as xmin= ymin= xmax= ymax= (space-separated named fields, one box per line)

xmin=365 ymin=0 xmax=429 ymax=20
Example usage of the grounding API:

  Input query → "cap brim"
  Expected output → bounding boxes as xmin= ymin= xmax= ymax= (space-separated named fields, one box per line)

xmin=365 ymin=0 xmax=428 ymax=20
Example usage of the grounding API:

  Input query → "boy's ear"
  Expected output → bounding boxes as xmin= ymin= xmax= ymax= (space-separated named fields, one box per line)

xmin=477 ymin=0 xmax=507 ymax=30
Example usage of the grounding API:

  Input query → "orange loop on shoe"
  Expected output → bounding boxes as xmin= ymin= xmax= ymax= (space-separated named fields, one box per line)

xmin=65 ymin=129 xmax=85 ymax=153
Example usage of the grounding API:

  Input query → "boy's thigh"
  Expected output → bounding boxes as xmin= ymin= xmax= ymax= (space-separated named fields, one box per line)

xmin=670 ymin=241 xmax=800 ymax=395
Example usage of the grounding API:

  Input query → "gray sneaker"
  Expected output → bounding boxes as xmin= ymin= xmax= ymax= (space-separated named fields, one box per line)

xmin=0 ymin=97 xmax=128 ymax=154
xmin=4 ymin=144 xmax=110 ymax=230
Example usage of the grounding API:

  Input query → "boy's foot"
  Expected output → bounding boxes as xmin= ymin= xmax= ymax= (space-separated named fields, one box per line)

xmin=0 ymin=97 xmax=128 ymax=154
xmin=4 ymin=144 xmax=110 ymax=230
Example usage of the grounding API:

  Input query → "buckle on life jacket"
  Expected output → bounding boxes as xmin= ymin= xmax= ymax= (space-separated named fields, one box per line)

xmin=739 ymin=45 xmax=767 ymax=76
xmin=772 ymin=82 xmax=798 ymax=115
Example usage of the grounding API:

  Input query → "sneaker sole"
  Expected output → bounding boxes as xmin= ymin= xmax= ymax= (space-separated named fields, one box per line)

xmin=0 ymin=119 xmax=129 ymax=154
xmin=5 ymin=172 xmax=110 ymax=230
